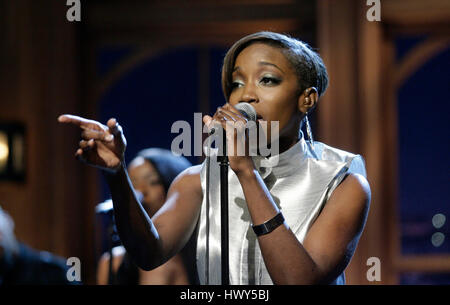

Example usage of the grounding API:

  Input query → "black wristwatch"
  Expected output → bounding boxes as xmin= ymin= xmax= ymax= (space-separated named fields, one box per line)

xmin=252 ymin=212 xmax=285 ymax=236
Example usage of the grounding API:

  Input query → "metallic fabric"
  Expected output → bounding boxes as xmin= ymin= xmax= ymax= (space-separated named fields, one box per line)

xmin=196 ymin=135 xmax=367 ymax=285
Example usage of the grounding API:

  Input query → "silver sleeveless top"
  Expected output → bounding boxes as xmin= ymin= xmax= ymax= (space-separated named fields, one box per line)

xmin=196 ymin=136 xmax=367 ymax=285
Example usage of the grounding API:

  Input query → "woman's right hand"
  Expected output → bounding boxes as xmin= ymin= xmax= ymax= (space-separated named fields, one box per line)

xmin=58 ymin=115 xmax=127 ymax=172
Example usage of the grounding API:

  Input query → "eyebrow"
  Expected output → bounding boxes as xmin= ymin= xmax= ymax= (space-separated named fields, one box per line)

xmin=232 ymin=61 xmax=285 ymax=74
xmin=259 ymin=61 xmax=284 ymax=73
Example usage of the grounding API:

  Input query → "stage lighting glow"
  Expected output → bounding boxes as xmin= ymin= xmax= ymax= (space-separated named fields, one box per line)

xmin=431 ymin=232 xmax=445 ymax=247
xmin=432 ymin=213 xmax=446 ymax=229
xmin=0 ymin=132 xmax=9 ymax=172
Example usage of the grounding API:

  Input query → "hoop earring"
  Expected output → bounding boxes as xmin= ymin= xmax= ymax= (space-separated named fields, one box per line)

xmin=304 ymin=113 xmax=314 ymax=147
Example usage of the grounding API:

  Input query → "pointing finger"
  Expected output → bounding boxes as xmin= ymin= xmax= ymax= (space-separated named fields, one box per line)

xmin=58 ymin=114 xmax=106 ymax=131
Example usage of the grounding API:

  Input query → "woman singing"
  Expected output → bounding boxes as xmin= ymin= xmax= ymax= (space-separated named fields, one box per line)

xmin=59 ymin=31 xmax=371 ymax=285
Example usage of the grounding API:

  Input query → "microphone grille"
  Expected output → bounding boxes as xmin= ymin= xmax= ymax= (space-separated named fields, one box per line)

xmin=235 ymin=103 xmax=257 ymax=122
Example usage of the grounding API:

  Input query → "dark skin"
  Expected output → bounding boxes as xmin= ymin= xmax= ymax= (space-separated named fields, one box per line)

xmin=127 ymin=158 xmax=166 ymax=217
xmin=58 ymin=43 xmax=370 ymax=284
xmin=96 ymin=158 xmax=189 ymax=285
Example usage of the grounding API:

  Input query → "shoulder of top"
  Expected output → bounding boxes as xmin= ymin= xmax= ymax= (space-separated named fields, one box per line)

xmin=314 ymin=141 xmax=358 ymax=159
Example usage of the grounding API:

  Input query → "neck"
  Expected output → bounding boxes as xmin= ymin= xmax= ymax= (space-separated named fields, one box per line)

xmin=277 ymin=117 xmax=302 ymax=154
xmin=278 ymin=136 xmax=300 ymax=154
xmin=277 ymin=112 xmax=304 ymax=154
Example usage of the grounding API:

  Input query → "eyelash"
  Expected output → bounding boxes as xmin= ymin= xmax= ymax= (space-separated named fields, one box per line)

xmin=231 ymin=81 xmax=243 ymax=90
xmin=260 ymin=76 xmax=280 ymax=85
xmin=231 ymin=76 xmax=281 ymax=90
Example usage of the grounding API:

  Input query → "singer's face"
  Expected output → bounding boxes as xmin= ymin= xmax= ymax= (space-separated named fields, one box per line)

xmin=228 ymin=43 xmax=303 ymax=149
xmin=128 ymin=157 xmax=166 ymax=217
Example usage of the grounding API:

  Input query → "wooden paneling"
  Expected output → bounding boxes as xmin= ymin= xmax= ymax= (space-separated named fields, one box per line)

xmin=82 ymin=0 xmax=315 ymax=47
xmin=316 ymin=0 xmax=360 ymax=151
xmin=317 ymin=0 xmax=386 ymax=285
xmin=0 ymin=0 xmax=95 ymax=283
xmin=382 ymin=0 xmax=450 ymax=26
xmin=395 ymin=255 xmax=450 ymax=272
xmin=394 ymin=36 xmax=450 ymax=88
xmin=317 ymin=0 xmax=450 ymax=284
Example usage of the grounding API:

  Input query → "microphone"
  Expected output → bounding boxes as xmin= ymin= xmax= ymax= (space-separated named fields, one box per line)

xmin=235 ymin=102 xmax=257 ymax=122
xmin=209 ymin=103 xmax=257 ymax=135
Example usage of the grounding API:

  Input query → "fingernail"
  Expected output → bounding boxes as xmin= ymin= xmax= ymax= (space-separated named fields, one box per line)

xmin=105 ymin=134 xmax=114 ymax=141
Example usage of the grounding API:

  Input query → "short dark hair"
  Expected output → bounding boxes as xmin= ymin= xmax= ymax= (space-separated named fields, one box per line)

xmin=136 ymin=148 xmax=191 ymax=193
xmin=222 ymin=31 xmax=329 ymax=101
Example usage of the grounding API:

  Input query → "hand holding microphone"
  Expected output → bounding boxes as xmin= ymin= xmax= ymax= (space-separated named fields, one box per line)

xmin=205 ymin=102 xmax=257 ymax=135
xmin=202 ymin=103 xmax=258 ymax=175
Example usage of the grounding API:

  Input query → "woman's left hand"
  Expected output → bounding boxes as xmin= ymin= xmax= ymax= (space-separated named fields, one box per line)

xmin=203 ymin=103 xmax=255 ymax=175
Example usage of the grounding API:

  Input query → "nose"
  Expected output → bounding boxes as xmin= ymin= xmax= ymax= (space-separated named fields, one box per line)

xmin=240 ymin=83 xmax=258 ymax=104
